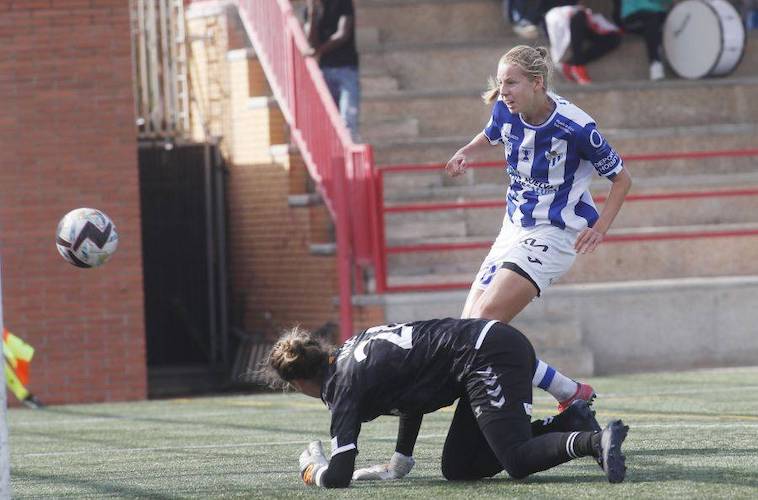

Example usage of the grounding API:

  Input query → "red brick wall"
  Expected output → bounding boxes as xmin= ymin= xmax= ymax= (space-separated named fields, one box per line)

xmin=0 ymin=0 xmax=147 ymax=404
xmin=227 ymin=156 xmax=342 ymax=338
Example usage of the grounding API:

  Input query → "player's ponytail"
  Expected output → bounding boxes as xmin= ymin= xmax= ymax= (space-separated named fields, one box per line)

xmin=482 ymin=45 xmax=554 ymax=104
xmin=267 ymin=327 xmax=330 ymax=384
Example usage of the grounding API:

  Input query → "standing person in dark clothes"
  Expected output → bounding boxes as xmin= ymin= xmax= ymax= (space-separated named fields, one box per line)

xmin=304 ymin=0 xmax=360 ymax=141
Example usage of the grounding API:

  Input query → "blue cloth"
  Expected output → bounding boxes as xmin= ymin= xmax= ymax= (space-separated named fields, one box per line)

xmin=621 ymin=0 xmax=672 ymax=19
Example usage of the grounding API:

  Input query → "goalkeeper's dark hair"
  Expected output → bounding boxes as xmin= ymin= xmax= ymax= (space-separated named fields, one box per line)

xmin=266 ymin=326 xmax=330 ymax=385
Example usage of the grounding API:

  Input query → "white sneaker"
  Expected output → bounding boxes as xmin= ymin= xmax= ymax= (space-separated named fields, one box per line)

xmin=649 ymin=61 xmax=664 ymax=81
xmin=513 ymin=20 xmax=539 ymax=40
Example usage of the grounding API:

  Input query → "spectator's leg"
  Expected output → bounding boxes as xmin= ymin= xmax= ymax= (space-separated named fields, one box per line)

xmin=567 ymin=11 xmax=590 ymax=65
xmin=643 ymin=12 xmax=667 ymax=63
xmin=340 ymin=66 xmax=361 ymax=141
xmin=582 ymin=30 xmax=621 ymax=65
xmin=320 ymin=67 xmax=341 ymax=105
xmin=322 ymin=66 xmax=360 ymax=141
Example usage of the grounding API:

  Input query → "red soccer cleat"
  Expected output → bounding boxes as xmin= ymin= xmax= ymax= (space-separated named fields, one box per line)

xmin=570 ymin=65 xmax=592 ymax=85
xmin=558 ymin=382 xmax=596 ymax=413
xmin=561 ymin=63 xmax=577 ymax=83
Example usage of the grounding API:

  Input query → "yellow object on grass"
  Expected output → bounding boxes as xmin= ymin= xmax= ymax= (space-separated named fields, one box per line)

xmin=3 ymin=328 xmax=34 ymax=401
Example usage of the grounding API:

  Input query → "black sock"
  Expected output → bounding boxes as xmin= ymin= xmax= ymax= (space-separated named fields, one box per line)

xmin=563 ymin=431 xmax=597 ymax=458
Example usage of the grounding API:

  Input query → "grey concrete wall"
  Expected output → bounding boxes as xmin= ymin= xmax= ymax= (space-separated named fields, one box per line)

xmin=363 ymin=276 xmax=758 ymax=375
xmin=548 ymin=277 xmax=758 ymax=375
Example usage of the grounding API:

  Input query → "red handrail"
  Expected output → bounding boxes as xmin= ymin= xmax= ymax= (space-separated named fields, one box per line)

xmin=376 ymin=149 xmax=758 ymax=293
xmin=238 ymin=0 xmax=379 ymax=339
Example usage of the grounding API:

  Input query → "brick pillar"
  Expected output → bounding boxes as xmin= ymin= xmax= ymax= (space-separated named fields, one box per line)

xmin=0 ymin=0 xmax=147 ymax=404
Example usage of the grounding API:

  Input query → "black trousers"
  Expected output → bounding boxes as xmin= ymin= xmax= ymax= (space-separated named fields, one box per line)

xmin=568 ymin=11 xmax=621 ymax=66
xmin=623 ymin=11 xmax=667 ymax=63
xmin=440 ymin=324 xmax=581 ymax=480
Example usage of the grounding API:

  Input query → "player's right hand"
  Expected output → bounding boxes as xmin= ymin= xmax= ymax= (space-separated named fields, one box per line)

xmin=352 ymin=452 xmax=415 ymax=480
xmin=299 ymin=440 xmax=329 ymax=486
xmin=445 ymin=154 xmax=467 ymax=177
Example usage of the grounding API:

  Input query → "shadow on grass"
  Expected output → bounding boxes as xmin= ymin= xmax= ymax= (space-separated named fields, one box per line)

xmin=38 ymin=406 xmax=310 ymax=435
xmin=12 ymin=469 xmax=175 ymax=499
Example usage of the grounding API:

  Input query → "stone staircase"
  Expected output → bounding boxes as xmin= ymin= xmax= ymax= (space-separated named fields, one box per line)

xmin=353 ymin=0 xmax=758 ymax=375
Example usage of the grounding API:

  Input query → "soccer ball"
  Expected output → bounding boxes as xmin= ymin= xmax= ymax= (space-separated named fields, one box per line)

xmin=55 ymin=208 xmax=119 ymax=268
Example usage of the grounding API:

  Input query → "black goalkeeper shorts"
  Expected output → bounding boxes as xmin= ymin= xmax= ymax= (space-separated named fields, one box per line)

xmin=463 ymin=322 xmax=536 ymax=431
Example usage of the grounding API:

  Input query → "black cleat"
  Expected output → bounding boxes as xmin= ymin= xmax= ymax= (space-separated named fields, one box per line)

xmin=597 ymin=419 xmax=629 ymax=483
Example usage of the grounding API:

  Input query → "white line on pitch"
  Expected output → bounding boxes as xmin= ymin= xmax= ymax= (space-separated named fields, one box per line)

xmin=14 ymin=421 xmax=758 ymax=460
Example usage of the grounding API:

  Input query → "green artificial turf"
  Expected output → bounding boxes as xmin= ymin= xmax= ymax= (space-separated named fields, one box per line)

xmin=8 ymin=366 xmax=758 ymax=498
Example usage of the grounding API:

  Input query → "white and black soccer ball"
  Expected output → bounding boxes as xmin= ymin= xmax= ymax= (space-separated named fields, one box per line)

xmin=55 ymin=208 xmax=119 ymax=268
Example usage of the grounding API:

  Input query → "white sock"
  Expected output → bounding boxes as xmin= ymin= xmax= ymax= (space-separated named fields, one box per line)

xmin=532 ymin=359 xmax=579 ymax=402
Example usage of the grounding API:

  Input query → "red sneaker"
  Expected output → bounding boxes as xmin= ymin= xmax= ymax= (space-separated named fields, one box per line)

xmin=570 ymin=65 xmax=592 ymax=85
xmin=558 ymin=382 xmax=596 ymax=413
xmin=561 ymin=63 xmax=577 ymax=82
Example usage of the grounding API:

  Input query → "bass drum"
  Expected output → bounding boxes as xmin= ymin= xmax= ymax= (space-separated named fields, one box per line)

xmin=663 ymin=0 xmax=746 ymax=79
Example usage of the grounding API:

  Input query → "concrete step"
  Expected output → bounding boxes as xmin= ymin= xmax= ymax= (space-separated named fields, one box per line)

xmin=384 ymin=223 xmax=758 ymax=285
xmin=361 ymin=73 xmax=401 ymax=93
xmin=362 ymin=116 xmax=419 ymax=141
xmin=362 ymin=78 xmax=758 ymax=138
xmin=370 ymin=124 xmax=758 ymax=185
xmin=360 ymin=33 xmax=758 ymax=91
xmin=383 ymin=183 xmax=758 ymax=243
xmin=356 ymin=0 xmax=511 ymax=45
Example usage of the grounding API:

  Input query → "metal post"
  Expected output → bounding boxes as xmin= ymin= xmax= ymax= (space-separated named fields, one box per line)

xmin=212 ymin=146 xmax=229 ymax=365
xmin=333 ymin=158 xmax=353 ymax=341
xmin=0 ymin=257 xmax=11 ymax=499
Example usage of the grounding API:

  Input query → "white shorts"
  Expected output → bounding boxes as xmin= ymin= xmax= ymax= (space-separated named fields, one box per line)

xmin=473 ymin=216 xmax=578 ymax=296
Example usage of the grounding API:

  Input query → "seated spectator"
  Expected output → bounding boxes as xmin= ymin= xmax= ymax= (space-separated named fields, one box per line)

xmin=620 ymin=0 xmax=673 ymax=80
xmin=545 ymin=4 xmax=622 ymax=85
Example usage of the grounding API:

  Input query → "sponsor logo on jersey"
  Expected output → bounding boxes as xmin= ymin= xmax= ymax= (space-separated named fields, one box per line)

xmin=553 ymin=118 xmax=575 ymax=135
xmin=507 ymin=166 xmax=559 ymax=195
xmin=594 ymin=149 xmax=620 ymax=175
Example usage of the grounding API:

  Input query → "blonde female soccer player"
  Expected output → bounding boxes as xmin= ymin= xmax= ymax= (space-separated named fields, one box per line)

xmin=445 ymin=45 xmax=632 ymax=412
xmin=267 ymin=319 xmax=628 ymax=488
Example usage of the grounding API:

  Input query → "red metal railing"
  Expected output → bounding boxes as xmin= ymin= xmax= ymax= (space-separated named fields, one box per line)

xmin=238 ymin=0 xmax=379 ymax=339
xmin=373 ymin=149 xmax=758 ymax=293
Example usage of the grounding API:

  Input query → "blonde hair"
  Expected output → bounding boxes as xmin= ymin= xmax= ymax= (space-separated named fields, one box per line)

xmin=266 ymin=326 xmax=330 ymax=384
xmin=482 ymin=45 xmax=553 ymax=104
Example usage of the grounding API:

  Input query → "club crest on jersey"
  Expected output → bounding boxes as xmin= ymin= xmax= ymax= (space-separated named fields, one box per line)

xmin=545 ymin=149 xmax=563 ymax=167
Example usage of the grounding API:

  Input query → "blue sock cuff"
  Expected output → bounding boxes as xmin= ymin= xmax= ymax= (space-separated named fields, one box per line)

xmin=538 ymin=366 xmax=556 ymax=390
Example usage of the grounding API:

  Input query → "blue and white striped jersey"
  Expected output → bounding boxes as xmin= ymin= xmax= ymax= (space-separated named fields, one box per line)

xmin=483 ymin=92 xmax=624 ymax=232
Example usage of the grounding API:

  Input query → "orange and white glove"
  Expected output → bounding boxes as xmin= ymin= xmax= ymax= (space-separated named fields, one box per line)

xmin=298 ymin=440 xmax=329 ymax=486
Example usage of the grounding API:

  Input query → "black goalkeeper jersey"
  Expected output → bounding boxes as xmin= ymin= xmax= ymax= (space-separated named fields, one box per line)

xmin=320 ymin=318 xmax=499 ymax=456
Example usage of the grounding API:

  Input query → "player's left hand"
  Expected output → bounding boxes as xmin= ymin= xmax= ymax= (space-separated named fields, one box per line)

xmin=299 ymin=440 xmax=329 ymax=486
xmin=352 ymin=452 xmax=415 ymax=480
xmin=574 ymin=227 xmax=604 ymax=254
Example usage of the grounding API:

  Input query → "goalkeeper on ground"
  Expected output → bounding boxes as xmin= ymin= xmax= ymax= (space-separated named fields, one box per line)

xmin=266 ymin=318 xmax=629 ymax=488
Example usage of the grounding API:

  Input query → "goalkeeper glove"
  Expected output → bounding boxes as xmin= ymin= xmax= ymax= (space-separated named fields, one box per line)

xmin=352 ymin=451 xmax=415 ymax=480
xmin=298 ymin=440 xmax=329 ymax=486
